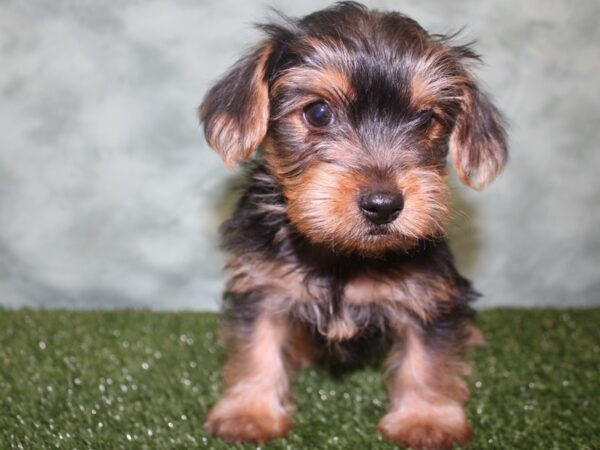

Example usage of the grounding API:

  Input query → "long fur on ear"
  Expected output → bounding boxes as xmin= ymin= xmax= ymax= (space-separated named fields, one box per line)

xmin=198 ymin=40 xmax=274 ymax=168
xmin=449 ymin=50 xmax=508 ymax=190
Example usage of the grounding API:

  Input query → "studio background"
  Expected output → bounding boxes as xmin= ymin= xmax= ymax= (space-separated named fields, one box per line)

xmin=1 ymin=0 xmax=598 ymax=310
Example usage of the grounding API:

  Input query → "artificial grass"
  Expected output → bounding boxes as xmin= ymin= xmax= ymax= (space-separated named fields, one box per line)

xmin=0 ymin=308 xmax=598 ymax=450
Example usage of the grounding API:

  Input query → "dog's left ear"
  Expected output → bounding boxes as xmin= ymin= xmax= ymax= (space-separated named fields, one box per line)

xmin=449 ymin=50 xmax=508 ymax=190
xmin=198 ymin=40 xmax=274 ymax=168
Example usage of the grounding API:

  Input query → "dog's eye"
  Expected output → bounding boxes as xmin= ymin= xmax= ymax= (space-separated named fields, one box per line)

xmin=414 ymin=109 xmax=436 ymax=130
xmin=303 ymin=102 xmax=334 ymax=127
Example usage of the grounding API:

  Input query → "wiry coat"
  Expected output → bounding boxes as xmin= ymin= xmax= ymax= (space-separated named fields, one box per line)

xmin=198 ymin=3 xmax=506 ymax=449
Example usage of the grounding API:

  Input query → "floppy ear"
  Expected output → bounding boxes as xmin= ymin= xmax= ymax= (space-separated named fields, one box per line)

xmin=450 ymin=67 xmax=508 ymax=190
xmin=198 ymin=40 xmax=273 ymax=168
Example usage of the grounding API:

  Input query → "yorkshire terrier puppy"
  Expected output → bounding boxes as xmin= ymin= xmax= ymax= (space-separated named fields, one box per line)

xmin=198 ymin=2 xmax=506 ymax=449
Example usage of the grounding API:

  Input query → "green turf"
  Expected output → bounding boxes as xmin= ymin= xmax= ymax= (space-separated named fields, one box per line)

xmin=0 ymin=308 xmax=598 ymax=450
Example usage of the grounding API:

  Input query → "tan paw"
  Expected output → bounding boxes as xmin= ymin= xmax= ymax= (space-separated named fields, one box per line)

xmin=378 ymin=404 xmax=471 ymax=450
xmin=204 ymin=396 xmax=292 ymax=442
xmin=465 ymin=324 xmax=487 ymax=349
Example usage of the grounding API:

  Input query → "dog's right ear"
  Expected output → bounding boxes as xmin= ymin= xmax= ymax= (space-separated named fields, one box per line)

xmin=198 ymin=40 xmax=274 ymax=168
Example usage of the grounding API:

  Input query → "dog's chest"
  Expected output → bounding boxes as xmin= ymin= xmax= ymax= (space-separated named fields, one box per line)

xmin=283 ymin=274 xmax=409 ymax=341
xmin=228 ymin=252 xmax=441 ymax=341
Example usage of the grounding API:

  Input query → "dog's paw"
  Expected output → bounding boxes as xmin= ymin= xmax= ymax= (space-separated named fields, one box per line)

xmin=465 ymin=323 xmax=487 ymax=349
xmin=377 ymin=404 xmax=471 ymax=450
xmin=204 ymin=396 xmax=292 ymax=442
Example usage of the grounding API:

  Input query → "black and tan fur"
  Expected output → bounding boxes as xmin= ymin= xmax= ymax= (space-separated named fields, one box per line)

xmin=198 ymin=3 xmax=506 ymax=449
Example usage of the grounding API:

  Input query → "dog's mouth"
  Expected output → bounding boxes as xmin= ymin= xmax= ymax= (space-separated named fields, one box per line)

xmin=367 ymin=225 xmax=391 ymax=236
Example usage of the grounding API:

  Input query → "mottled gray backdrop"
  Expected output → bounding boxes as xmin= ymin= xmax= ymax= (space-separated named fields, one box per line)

xmin=1 ymin=0 xmax=599 ymax=310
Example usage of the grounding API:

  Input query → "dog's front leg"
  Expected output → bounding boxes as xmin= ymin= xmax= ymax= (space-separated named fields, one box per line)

xmin=378 ymin=315 xmax=472 ymax=450
xmin=204 ymin=311 xmax=293 ymax=442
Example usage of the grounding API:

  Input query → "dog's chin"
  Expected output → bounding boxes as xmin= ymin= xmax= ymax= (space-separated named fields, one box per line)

xmin=303 ymin=226 xmax=419 ymax=257
xmin=356 ymin=230 xmax=417 ymax=256
xmin=367 ymin=225 xmax=392 ymax=237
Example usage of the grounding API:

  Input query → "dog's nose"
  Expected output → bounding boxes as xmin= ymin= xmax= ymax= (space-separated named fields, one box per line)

xmin=359 ymin=189 xmax=404 ymax=225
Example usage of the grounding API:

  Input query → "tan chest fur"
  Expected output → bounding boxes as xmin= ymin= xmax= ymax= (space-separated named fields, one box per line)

xmin=226 ymin=253 xmax=454 ymax=341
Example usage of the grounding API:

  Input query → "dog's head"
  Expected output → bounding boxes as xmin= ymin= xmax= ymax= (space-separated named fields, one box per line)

xmin=199 ymin=2 xmax=507 ymax=255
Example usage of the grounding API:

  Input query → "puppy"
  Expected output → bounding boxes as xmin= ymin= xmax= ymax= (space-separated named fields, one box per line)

xmin=198 ymin=2 xmax=506 ymax=449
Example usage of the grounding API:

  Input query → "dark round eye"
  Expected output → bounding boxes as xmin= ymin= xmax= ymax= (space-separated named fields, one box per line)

xmin=415 ymin=109 xmax=436 ymax=129
xmin=303 ymin=101 xmax=334 ymax=127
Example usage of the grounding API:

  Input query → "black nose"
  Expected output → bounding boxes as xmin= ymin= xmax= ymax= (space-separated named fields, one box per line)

xmin=359 ymin=189 xmax=404 ymax=225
